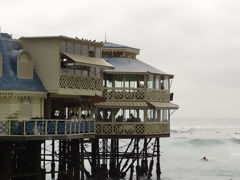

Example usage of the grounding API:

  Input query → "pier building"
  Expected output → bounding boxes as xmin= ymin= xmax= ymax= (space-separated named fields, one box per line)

xmin=0 ymin=32 xmax=178 ymax=180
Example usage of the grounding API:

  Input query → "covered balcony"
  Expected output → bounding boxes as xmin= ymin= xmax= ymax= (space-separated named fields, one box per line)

xmin=94 ymin=102 xmax=178 ymax=137
xmin=58 ymin=53 xmax=113 ymax=96
xmin=103 ymin=74 xmax=172 ymax=101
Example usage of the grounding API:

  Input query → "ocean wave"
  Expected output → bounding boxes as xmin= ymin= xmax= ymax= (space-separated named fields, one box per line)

xmin=187 ymin=139 xmax=223 ymax=146
xmin=179 ymin=138 xmax=240 ymax=146
xmin=171 ymin=125 xmax=240 ymax=134
xmin=230 ymin=138 xmax=240 ymax=144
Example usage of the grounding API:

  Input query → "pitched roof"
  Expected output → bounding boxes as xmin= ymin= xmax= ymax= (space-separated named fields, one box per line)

xmin=0 ymin=34 xmax=46 ymax=91
xmin=103 ymin=42 xmax=139 ymax=50
xmin=103 ymin=57 xmax=172 ymax=76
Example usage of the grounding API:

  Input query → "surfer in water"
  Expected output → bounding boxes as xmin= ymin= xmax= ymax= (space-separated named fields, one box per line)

xmin=201 ymin=156 xmax=208 ymax=161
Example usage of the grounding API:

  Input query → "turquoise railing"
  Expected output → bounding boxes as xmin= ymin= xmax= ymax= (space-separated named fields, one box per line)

xmin=0 ymin=119 xmax=95 ymax=136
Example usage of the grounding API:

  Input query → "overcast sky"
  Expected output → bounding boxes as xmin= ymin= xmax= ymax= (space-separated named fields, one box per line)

xmin=1 ymin=0 xmax=240 ymax=120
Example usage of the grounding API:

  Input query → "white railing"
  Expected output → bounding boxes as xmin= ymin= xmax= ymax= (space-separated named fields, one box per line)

xmin=95 ymin=122 xmax=170 ymax=136
xmin=0 ymin=119 xmax=95 ymax=136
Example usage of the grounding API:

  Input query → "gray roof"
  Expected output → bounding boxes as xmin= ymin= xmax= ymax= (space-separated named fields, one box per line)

xmin=104 ymin=57 xmax=170 ymax=75
xmin=0 ymin=33 xmax=46 ymax=91
xmin=103 ymin=42 xmax=139 ymax=50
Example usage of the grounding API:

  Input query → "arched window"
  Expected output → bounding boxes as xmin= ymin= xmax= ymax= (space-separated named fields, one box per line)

xmin=0 ymin=52 xmax=2 ymax=77
xmin=17 ymin=51 xmax=33 ymax=79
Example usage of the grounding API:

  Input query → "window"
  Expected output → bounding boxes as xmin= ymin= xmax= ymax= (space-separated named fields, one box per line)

xmin=17 ymin=51 xmax=33 ymax=79
xmin=147 ymin=109 xmax=154 ymax=122
xmin=163 ymin=76 xmax=169 ymax=90
xmin=148 ymin=74 xmax=154 ymax=88
xmin=162 ymin=110 xmax=169 ymax=122
xmin=88 ymin=51 xmax=95 ymax=57
xmin=155 ymin=75 xmax=160 ymax=89
xmin=0 ymin=52 xmax=2 ymax=77
xmin=155 ymin=109 xmax=161 ymax=122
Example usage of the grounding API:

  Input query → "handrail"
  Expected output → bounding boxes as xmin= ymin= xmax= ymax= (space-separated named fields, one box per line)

xmin=95 ymin=121 xmax=170 ymax=135
xmin=0 ymin=119 xmax=95 ymax=136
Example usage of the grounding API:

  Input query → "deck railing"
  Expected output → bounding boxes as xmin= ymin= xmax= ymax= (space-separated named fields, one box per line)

xmin=0 ymin=119 xmax=95 ymax=136
xmin=103 ymin=87 xmax=170 ymax=101
xmin=95 ymin=122 xmax=170 ymax=136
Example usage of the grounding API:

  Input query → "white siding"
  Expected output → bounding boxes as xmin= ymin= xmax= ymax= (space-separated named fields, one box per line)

xmin=82 ymin=45 xmax=88 ymax=56
xmin=74 ymin=43 xmax=81 ymax=55
xmin=0 ymin=98 xmax=20 ymax=120
xmin=95 ymin=47 xmax=101 ymax=58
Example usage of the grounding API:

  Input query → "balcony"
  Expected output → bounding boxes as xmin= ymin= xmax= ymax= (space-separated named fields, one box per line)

xmin=0 ymin=119 xmax=95 ymax=140
xmin=103 ymin=87 xmax=170 ymax=101
xmin=95 ymin=122 xmax=170 ymax=137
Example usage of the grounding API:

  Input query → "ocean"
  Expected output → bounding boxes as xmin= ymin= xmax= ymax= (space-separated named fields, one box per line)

xmin=159 ymin=118 xmax=240 ymax=180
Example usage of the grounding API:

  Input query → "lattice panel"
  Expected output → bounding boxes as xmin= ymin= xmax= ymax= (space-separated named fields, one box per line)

xmin=96 ymin=124 xmax=102 ymax=134
xmin=124 ymin=125 xmax=134 ymax=134
xmin=135 ymin=124 xmax=144 ymax=134
xmin=103 ymin=125 xmax=112 ymax=134
xmin=136 ymin=90 xmax=145 ymax=99
xmin=37 ymin=122 xmax=45 ymax=135
xmin=95 ymin=79 xmax=102 ymax=90
xmin=26 ymin=122 xmax=35 ymax=135
xmin=89 ymin=78 xmax=95 ymax=90
xmin=60 ymin=75 xmax=68 ymax=88
xmin=60 ymin=74 xmax=102 ymax=91
xmin=47 ymin=122 xmax=55 ymax=134
xmin=114 ymin=124 xmax=123 ymax=134
xmin=107 ymin=91 xmax=113 ymax=99
xmin=11 ymin=122 xmax=24 ymax=135
xmin=114 ymin=91 xmax=123 ymax=99
xmin=57 ymin=122 xmax=65 ymax=134
xmin=103 ymin=90 xmax=108 ymax=99
xmin=82 ymin=77 xmax=88 ymax=89
xmin=125 ymin=91 xmax=134 ymax=99
xmin=75 ymin=76 xmax=82 ymax=89
xmin=67 ymin=76 xmax=74 ymax=89
xmin=0 ymin=121 xmax=9 ymax=134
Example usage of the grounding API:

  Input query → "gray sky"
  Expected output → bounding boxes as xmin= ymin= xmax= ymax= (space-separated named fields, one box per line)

xmin=1 ymin=0 xmax=240 ymax=120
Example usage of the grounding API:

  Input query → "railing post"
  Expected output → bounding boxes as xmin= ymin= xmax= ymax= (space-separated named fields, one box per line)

xmin=94 ymin=120 xmax=96 ymax=133
xmin=88 ymin=120 xmax=90 ymax=134
xmin=83 ymin=120 xmax=85 ymax=134
xmin=133 ymin=123 xmax=136 ymax=135
xmin=55 ymin=120 xmax=58 ymax=135
xmin=45 ymin=120 xmax=48 ymax=135
xmin=8 ymin=120 xmax=11 ymax=135
xmin=34 ymin=120 xmax=37 ymax=135
xmin=23 ymin=120 xmax=26 ymax=135
xmin=64 ymin=120 xmax=67 ymax=135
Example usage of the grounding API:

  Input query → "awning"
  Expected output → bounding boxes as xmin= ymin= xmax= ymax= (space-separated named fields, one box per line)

xmin=62 ymin=53 xmax=114 ymax=68
xmin=148 ymin=101 xmax=179 ymax=109
xmin=94 ymin=100 xmax=148 ymax=109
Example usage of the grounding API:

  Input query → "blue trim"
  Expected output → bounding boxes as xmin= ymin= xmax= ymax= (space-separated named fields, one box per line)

xmin=0 ymin=35 xmax=46 ymax=91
